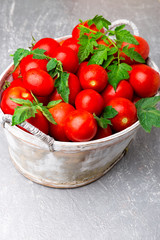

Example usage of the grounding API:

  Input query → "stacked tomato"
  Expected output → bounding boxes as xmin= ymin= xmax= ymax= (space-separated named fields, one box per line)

xmin=1 ymin=20 xmax=160 ymax=142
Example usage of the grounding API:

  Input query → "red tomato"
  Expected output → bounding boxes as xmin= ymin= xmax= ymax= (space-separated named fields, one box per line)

xmin=52 ymin=46 xmax=79 ymax=73
xmin=20 ymin=54 xmax=48 ymax=76
xmin=49 ymin=89 xmax=62 ymax=102
xmin=79 ymin=64 xmax=108 ymax=92
xmin=26 ymin=110 xmax=49 ymax=134
xmin=76 ymin=61 xmax=88 ymax=78
xmin=23 ymin=69 xmax=55 ymax=96
xmin=132 ymin=95 xmax=141 ymax=104
xmin=62 ymin=37 xmax=80 ymax=54
xmin=10 ymin=78 xmax=24 ymax=88
xmin=94 ymin=125 xmax=112 ymax=140
xmin=49 ymin=103 xmax=75 ymax=141
xmin=120 ymin=35 xmax=150 ymax=64
xmin=75 ymin=89 xmax=104 ymax=116
xmin=12 ymin=65 xmax=21 ymax=79
xmin=72 ymin=21 xmax=104 ymax=40
xmin=36 ymin=95 xmax=49 ymax=106
xmin=101 ymin=80 xmax=133 ymax=105
xmin=64 ymin=110 xmax=97 ymax=142
xmin=97 ymin=39 xmax=114 ymax=48
xmin=32 ymin=38 xmax=60 ymax=58
xmin=106 ymin=97 xmax=137 ymax=132
xmin=1 ymin=87 xmax=33 ymax=115
xmin=129 ymin=64 xmax=160 ymax=97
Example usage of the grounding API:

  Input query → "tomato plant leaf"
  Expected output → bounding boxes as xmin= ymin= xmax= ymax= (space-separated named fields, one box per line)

xmin=94 ymin=106 xmax=118 ymax=128
xmin=54 ymin=72 xmax=70 ymax=103
xmin=47 ymin=58 xmax=58 ymax=71
xmin=47 ymin=100 xmax=62 ymax=109
xmin=31 ymin=49 xmax=47 ymax=59
xmin=102 ymin=55 xmax=115 ymax=69
xmin=115 ymin=29 xmax=139 ymax=45
xmin=94 ymin=114 xmax=111 ymax=128
xmin=122 ymin=45 xmax=145 ymax=63
xmin=12 ymin=105 xmax=37 ymax=126
xmin=10 ymin=98 xmax=33 ymax=107
xmin=88 ymin=15 xmax=111 ymax=30
xmin=135 ymin=96 xmax=160 ymax=132
xmin=37 ymin=105 xmax=57 ymax=125
xmin=115 ymin=24 xmax=126 ymax=32
xmin=13 ymin=48 xmax=30 ymax=70
xmin=78 ymin=38 xmax=98 ymax=63
xmin=88 ymin=45 xmax=109 ymax=65
xmin=103 ymin=106 xmax=118 ymax=119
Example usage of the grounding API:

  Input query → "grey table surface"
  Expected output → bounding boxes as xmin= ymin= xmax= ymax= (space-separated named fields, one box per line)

xmin=0 ymin=0 xmax=160 ymax=239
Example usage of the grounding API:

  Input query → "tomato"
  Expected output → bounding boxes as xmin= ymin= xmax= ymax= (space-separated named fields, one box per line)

xmin=79 ymin=64 xmax=108 ymax=92
xmin=20 ymin=54 xmax=48 ymax=76
xmin=52 ymin=46 xmax=79 ymax=73
xmin=129 ymin=64 xmax=160 ymax=97
xmin=62 ymin=37 xmax=80 ymax=54
xmin=10 ymin=78 xmax=24 ymax=88
xmin=94 ymin=125 xmax=112 ymax=140
xmin=120 ymin=35 xmax=150 ymax=65
xmin=72 ymin=21 xmax=104 ymax=40
xmin=36 ymin=95 xmax=49 ymax=106
xmin=49 ymin=103 xmax=75 ymax=141
xmin=1 ymin=87 xmax=33 ymax=115
xmin=49 ymin=89 xmax=62 ymax=102
xmin=75 ymin=89 xmax=104 ymax=116
xmin=26 ymin=109 xmax=49 ymax=134
xmin=12 ymin=65 xmax=21 ymax=79
xmin=76 ymin=61 xmax=88 ymax=78
xmin=132 ymin=95 xmax=141 ymax=104
xmin=106 ymin=97 xmax=137 ymax=132
xmin=23 ymin=69 xmax=55 ymax=96
xmin=32 ymin=37 xmax=60 ymax=58
xmin=64 ymin=110 xmax=97 ymax=142
xmin=101 ymin=80 xmax=133 ymax=105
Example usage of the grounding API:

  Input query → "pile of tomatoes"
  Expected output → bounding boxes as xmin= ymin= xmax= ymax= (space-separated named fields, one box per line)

xmin=1 ymin=20 xmax=160 ymax=142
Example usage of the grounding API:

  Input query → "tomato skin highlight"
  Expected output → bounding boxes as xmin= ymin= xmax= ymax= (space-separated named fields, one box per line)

xmin=1 ymin=87 xmax=33 ymax=115
xmin=52 ymin=46 xmax=79 ymax=73
xmin=23 ymin=69 xmax=55 ymax=96
xmin=79 ymin=64 xmax=108 ymax=92
xmin=62 ymin=37 xmax=80 ymax=54
xmin=32 ymin=37 xmax=60 ymax=58
xmin=49 ymin=103 xmax=75 ymax=141
xmin=120 ymin=35 xmax=150 ymax=64
xmin=64 ymin=110 xmax=97 ymax=142
xmin=129 ymin=64 xmax=160 ymax=97
xmin=75 ymin=89 xmax=104 ymax=116
xmin=101 ymin=80 xmax=133 ymax=105
xmin=106 ymin=97 xmax=137 ymax=132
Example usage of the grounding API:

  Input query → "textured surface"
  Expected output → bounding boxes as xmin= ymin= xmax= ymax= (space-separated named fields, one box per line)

xmin=0 ymin=0 xmax=160 ymax=239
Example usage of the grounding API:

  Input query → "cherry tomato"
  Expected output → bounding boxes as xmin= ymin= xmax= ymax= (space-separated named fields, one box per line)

xmin=106 ymin=97 xmax=137 ymax=132
xmin=72 ymin=21 xmax=104 ymax=40
xmin=32 ymin=38 xmax=60 ymax=58
xmin=101 ymin=80 xmax=133 ymax=105
xmin=36 ymin=95 xmax=49 ymax=106
xmin=120 ymin=35 xmax=150 ymax=65
xmin=75 ymin=89 xmax=104 ymax=116
xmin=10 ymin=78 xmax=24 ymax=88
xmin=132 ymin=95 xmax=141 ymax=104
xmin=49 ymin=103 xmax=75 ymax=141
xmin=129 ymin=64 xmax=160 ymax=97
xmin=76 ymin=61 xmax=88 ymax=78
xmin=94 ymin=125 xmax=112 ymax=140
xmin=12 ymin=65 xmax=21 ymax=79
xmin=1 ymin=87 xmax=33 ymax=115
xmin=64 ymin=110 xmax=97 ymax=142
xmin=49 ymin=89 xmax=62 ymax=102
xmin=62 ymin=37 xmax=80 ymax=54
xmin=23 ymin=69 xmax=55 ymax=96
xmin=79 ymin=64 xmax=108 ymax=92
xmin=52 ymin=46 xmax=79 ymax=73
xmin=20 ymin=54 xmax=48 ymax=76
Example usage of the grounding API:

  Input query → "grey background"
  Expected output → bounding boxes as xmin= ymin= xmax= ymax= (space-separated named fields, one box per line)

xmin=0 ymin=0 xmax=160 ymax=239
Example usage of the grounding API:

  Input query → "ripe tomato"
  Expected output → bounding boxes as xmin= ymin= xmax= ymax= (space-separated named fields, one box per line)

xmin=23 ymin=69 xmax=55 ymax=96
xmin=101 ymin=80 xmax=133 ymax=105
xmin=79 ymin=64 xmax=108 ymax=92
xmin=94 ymin=125 xmax=112 ymax=140
xmin=129 ymin=64 xmax=160 ymax=97
xmin=32 ymin=38 xmax=60 ymax=58
xmin=26 ymin=109 xmax=49 ymax=134
xmin=52 ymin=46 xmax=79 ymax=73
xmin=62 ymin=37 xmax=80 ymax=54
xmin=76 ymin=61 xmax=88 ymax=78
xmin=106 ymin=97 xmax=137 ymax=132
xmin=36 ymin=95 xmax=49 ymax=106
xmin=75 ymin=89 xmax=104 ymax=116
xmin=120 ymin=35 xmax=150 ymax=64
xmin=64 ymin=110 xmax=97 ymax=142
xmin=10 ymin=78 xmax=24 ymax=88
xmin=12 ymin=65 xmax=21 ymax=79
xmin=20 ymin=54 xmax=48 ymax=76
xmin=49 ymin=103 xmax=75 ymax=141
xmin=1 ymin=87 xmax=33 ymax=115
xmin=72 ymin=21 xmax=104 ymax=40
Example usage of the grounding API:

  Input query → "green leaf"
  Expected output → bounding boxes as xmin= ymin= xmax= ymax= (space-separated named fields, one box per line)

xmin=54 ymin=72 xmax=70 ymax=103
xmin=94 ymin=114 xmax=111 ymax=128
xmin=135 ymin=96 xmax=160 ymax=132
xmin=102 ymin=55 xmax=115 ymax=69
xmin=107 ymin=47 xmax=118 ymax=55
xmin=30 ymin=92 xmax=39 ymax=105
xmin=115 ymin=24 xmax=126 ymax=32
xmin=78 ymin=38 xmax=98 ymax=63
xmin=31 ymin=48 xmax=47 ymax=59
xmin=88 ymin=15 xmax=111 ymax=30
xmin=122 ymin=45 xmax=145 ymax=63
xmin=10 ymin=98 xmax=33 ymax=107
xmin=115 ymin=30 xmax=139 ymax=45
xmin=88 ymin=45 xmax=109 ymax=65
xmin=47 ymin=58 xmax=58 ymax=71
xmin=37 ymin=105 xmax=57 ymax=125
xmin=12 ymin=105 xmax=37 ymax=126
xmin=13 ymin=48 xmax=30 ymax=69
xmin=107 ymin=62 xmax=132 ymax=90
xmin=103 ymin=106 xmax=118 ymax=119
xmin=47 ymin=100 xmax=62 ymax=109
